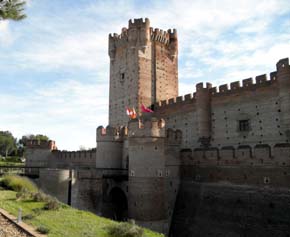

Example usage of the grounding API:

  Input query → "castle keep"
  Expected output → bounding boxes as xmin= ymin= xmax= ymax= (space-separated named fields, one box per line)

xmin=26 ymin=18 xmax=290 ymax=236
xmin=108 ymin=18 xmax=178 ymax=126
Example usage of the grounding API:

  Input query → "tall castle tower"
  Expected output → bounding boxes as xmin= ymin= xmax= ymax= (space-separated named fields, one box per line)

xmin=108 ymin=18 xmax=178 ymax=126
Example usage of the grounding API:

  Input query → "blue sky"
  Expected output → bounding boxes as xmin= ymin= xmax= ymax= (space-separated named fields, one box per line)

xmin=0 ymin=0 xmax=290 ymax=150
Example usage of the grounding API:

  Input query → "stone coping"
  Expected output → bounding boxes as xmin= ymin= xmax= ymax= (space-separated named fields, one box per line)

xmin=0 ymin=208 xmax=46 ymax=237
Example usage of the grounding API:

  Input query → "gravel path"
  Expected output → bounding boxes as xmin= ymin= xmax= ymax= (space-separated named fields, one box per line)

xmin=0 ymin=213 xmax=32 ymax=237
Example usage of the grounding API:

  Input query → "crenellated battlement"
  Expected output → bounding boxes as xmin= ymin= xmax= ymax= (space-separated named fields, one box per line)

xmin=154 ymin=58 xmax=289 ymax=112
xmin=154 ymin=93 xmax=196 ymax=110
xmin=128 ymin=17 xmax=150 ymax=28
xmin=149 ymin=28 xmax=177 ymax=45
xmin=109 ymin=18 xmax=149 ymax=39
xmin=276 ymin=58 xmax=290 ymax=73
xmin=180 ymin=143 xmax=290 ymax=167
xmin=128 ymin=117 xmax=166 ymax=138
xmin=109 ymin=18 xmax=149 ymax=47
xmin=196 ymin=82 xmax=212 ymax=91
xmin=52 ymin=149 xmax=96 ymax=160
xmin=108 ymin=17 xmax=177 ymax=56
xmin=276 ymin=58 xmax=290 ymax=88
xmin=26 ymin=139 xmax=57 ymax=150
xmin=108 ymin=29 xmax=128 ymax=48
xmin=97 ymin=125 xmax=127 ymax=142
xmin=210 ymin=72 xmax=275 ymax=96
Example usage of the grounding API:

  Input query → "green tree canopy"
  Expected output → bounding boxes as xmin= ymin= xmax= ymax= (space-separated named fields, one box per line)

xmin=0 ymin=131 xmax=17 ymax=158
xmin=20 ymin=134 xmax=50 ymax=145
xmin=0 ymin=0 xmax=26 ymax=21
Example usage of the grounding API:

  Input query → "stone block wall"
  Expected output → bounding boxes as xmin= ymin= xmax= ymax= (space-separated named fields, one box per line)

xmin=49 ymin=149 xmax=96 ymax=168
xmin=170 ymin=182 xmax=290 ymax=237
xmin=71 ymin=169 xmax=103 ymax=214
xmin=38 ymin=168 xmax=70 ymax=203
xmin=154 ymin=58 xmax=290 ymax=151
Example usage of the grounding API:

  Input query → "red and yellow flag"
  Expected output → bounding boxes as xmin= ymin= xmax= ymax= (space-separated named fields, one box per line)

xmin=126 ymin=107 xmax=137 ymax=119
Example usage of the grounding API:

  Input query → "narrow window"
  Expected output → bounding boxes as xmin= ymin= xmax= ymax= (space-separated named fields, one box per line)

xmin=120 ymin=72 xmax=125 ymax=83
xmin=239 ymin=120 xmax=250 ymax=132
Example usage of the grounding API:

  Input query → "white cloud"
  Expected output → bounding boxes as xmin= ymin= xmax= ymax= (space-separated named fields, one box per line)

xmin=13 ymin=33 xmax=109 ymax=72
xmin=0 ymin=21 xmax=13 ymax=46
xmin=0 ymin=79 xmax=109 ymax=150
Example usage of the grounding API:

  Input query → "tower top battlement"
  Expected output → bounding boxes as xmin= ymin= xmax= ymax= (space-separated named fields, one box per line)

xmin=97 ymin=125 xmax=119 ymax=142
xmin=108 ymin=17 xmax=177 ymax=49
xmin=128 ymin=18 xmax=150 ymax=28
xmin=26 ymin=139 xmax=57 ymax=150
xmin=128 ymin=117 xmax=166 ymax=138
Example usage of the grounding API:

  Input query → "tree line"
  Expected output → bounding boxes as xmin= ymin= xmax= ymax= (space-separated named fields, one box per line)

xmin=0 ymin=131 xmax=49 ymax=158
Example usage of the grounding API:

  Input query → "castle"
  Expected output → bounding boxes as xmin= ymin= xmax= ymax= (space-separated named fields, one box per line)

xmin=25 ymin=18 xmax=290 ymax=236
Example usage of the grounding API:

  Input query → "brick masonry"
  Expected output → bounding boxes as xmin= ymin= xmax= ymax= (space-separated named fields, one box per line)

xmin=25 ymin=18 xmax=290 ymax=236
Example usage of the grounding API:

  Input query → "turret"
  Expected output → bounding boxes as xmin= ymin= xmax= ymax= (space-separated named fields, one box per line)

xmin=127 ymin=116 xmax=169 ymax=234
xmin=168 ymin=29 xmax=178 ymax=59
xmin=108 ymin=34 xmax=117 ymax=61
xmin=128 ymin=18 xmax=150 ymax=47
xmin=195 ymin=82 xmax=212 ymax=146
xmin=96 ymin=125 xmax=124 ymax=168
xmin=25 ymin=139 xmax=57 ymax=176
xmin=277 ymin=58 xmax=290 ymax=88
xmin=276 ymin=58 xmax=290 ymax=139
xmin=26 ymin=139 xmax=57 ymax=150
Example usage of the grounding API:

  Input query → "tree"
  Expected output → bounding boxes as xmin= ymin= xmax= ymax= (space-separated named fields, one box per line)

xmin=0 ymin=131 xmax=17 ymax=158
xmin=19 ymin=134 xmax=50 ymax=146
xmin=0 ymin=0 xmax=26 ymax=21
xmin=17 ymin=134 xmax=50 ymax=157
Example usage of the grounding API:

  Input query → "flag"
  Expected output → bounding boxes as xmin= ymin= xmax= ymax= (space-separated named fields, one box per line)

xmin=126 ymin=107 xmax=137 ymax=119
xmin=141 ymin=104 xmax=154 ymax=113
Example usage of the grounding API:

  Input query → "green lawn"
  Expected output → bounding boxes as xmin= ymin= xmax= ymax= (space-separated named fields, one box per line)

xmin=0 ymin=190 xmax=163 ymax=237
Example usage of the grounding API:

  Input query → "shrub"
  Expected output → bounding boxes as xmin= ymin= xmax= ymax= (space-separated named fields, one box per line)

xmin=44 ymin=197 xmax=61 ymax=210
xmin=36 ymin=226 xmax=50 ymax=234
xmin=0 ymin=175 xmax=37 ymax=193
xmin=106 ymin=221 xmax=144 ymax=237
xmin=32 ymin=191 xmax=50 ymax=202
xmin=16 ymin=189 xmax=33 ymax=200
xmin=17 ymin=189 xmax=54 ymax=203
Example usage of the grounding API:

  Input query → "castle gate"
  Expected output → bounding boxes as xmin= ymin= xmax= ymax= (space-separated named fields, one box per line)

xmin=108 ymin=187 xmax=128 ymax=221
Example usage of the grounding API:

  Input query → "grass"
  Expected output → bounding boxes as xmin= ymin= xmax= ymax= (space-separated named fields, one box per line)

xmin=0 ymin=177 xmax=164 ymax=237
xmin=0 ymin=174 xmax=38 ymax=193
xmin=106 ymin=221 xmax=144 ymax=237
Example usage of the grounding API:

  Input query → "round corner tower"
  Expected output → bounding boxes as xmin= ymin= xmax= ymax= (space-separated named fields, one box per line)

xmin=108 ymin=18 xmax=178 ymax=127
xmin=127 ymin=116 xmax=169 ymax=233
